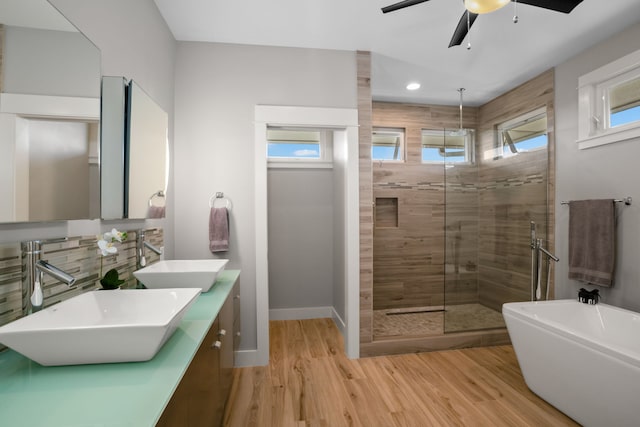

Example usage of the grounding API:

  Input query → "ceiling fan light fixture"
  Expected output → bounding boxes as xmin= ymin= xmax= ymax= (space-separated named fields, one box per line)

xmin=464 ymin=0 xmax=510 ymax=14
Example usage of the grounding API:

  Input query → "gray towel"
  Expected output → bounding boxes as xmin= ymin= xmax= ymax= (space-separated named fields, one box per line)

xmin=147 ymin=205 xmax=165 ymax=219
xmin=209 ymin=207 xmax=229 ymax=253
xmin=568 ymin=199 xmax=615 ymax=287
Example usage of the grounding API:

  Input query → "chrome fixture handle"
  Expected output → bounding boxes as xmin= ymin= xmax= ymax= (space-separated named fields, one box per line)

xmin=538 ymin=244 xmax=559 ymax=262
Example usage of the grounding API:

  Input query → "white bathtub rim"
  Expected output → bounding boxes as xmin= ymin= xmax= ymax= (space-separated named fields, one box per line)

xmin=503 ymin=299 xmax=640 ymax=370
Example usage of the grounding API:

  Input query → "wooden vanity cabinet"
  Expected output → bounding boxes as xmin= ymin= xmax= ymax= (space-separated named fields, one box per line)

xmin=157 ymin=282 xmax=239 ymax=427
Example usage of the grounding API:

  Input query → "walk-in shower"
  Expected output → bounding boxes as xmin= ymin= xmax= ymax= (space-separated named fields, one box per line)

xmin=371 ymin=111 xmax=551 ymax=343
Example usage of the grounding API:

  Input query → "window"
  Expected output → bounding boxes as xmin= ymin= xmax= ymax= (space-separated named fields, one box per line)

xmin=372 ymin=128 xmax=404 ymax=162
xmin=421 ymin=129 xmax=474 ymax=164
xmin=578 ymin=48 xmax=640 ymax=149
xmin=609 ymin=77 xmax=640 ymax=128
xmin=267 ymin=127 xmax=332 ymax=168
xmin=497 ymin=109 xmax=547 ymax=158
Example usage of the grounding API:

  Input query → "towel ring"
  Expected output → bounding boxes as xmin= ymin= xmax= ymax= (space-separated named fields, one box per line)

xmin=148 ymin=190 xmax=165 ymax=207
xmin=209 ymin=192 xmax=232 ymax=210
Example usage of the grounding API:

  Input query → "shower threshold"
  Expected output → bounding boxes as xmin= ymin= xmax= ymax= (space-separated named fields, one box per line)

xmin=373 ymin=303 xmax=506 ymax=338
xmin=385 ymin=305 xmax=445 ymax=315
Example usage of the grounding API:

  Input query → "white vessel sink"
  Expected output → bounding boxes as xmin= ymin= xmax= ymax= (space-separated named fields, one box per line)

xmin=0 ymin=288 xmax=200 ymax=366
xmin=134 ymin=259 xmax=228 ymax=292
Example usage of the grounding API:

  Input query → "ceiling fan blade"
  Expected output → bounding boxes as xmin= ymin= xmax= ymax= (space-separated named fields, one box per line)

xmin=515 ymin=0 xmax=583 ymax=14
xmin=381 ymin=0 xmax=430 ymax=14
xmin=448 ymin=11 xmax=478 ymax=48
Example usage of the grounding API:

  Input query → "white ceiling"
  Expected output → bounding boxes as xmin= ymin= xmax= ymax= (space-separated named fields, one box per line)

xmin=153 ymin=0 xmax=640 ymax=106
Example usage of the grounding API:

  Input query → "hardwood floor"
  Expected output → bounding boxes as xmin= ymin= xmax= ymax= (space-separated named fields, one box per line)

xmin=224 ymin=319 xmax=578 ymax=426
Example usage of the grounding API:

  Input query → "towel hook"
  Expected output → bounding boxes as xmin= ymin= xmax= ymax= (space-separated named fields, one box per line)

xmin=209 ymin=192 xmax=232 ymax=210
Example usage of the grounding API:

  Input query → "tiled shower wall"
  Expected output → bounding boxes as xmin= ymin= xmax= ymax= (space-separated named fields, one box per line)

xmin=369 ymin=69 xmax=554 ymax=314
xmin=476 ymin=69 xmax=555 ymax=310
xmin=0 ymin=228 xmax=163 ymax=330
xmin=371 ymin=102 xmax=479 ymax=311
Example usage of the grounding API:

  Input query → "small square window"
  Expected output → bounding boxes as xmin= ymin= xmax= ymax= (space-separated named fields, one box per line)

xmin=372 ymin=128 xmax=404 ymax=162
xmin=267 ymin=127 xmax=332 ymax=168
xmin=497 ymin=109 xmax=547 ymax=158
xmin=421 ymin=129 xmax=474 ymax=164
xmin=577 ymin=48 xmax=640 ymax=148
xmin=609 ymin=77 xmax=640 ymax=128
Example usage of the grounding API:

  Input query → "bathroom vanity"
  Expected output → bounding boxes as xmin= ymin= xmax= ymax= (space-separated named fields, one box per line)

xmin=157 ymin=272 xmax=240 ymax=426
xmin=0 ymin=270 xmax=240 ymax=427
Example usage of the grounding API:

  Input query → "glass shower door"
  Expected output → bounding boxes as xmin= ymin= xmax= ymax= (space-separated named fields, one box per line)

xmin=443 ymin=124 xmax=549 ymax=333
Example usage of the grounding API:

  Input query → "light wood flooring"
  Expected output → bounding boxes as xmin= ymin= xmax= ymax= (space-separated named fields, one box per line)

xmin=224 ymin=318 xmax=578 ymax=427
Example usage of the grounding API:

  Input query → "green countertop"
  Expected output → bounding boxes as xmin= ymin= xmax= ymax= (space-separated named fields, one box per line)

xmin=0 ymin=269 xmax=240 ymax=427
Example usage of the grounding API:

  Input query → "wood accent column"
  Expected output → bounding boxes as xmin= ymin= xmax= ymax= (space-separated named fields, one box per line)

xmin=357 ymin=51 xmax=373 ymax=344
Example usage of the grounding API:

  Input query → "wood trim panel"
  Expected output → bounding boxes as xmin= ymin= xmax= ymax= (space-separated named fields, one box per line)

xmin=357 ymin=51 xmax=374 ymax=344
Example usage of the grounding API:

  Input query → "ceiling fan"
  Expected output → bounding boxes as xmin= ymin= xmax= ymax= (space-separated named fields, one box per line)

xmin=381 ymin=0 xmax=584 ymax=48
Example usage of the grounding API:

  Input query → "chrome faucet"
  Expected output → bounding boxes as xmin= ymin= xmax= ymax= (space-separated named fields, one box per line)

xmin=22 ymin=240 xmax=76 ymax=314
xmin=536 ymin=239 xmax=559 ymax=301
xmin=35 ymin=260 xmax=76 ymax=286
xmin=136 ymin=230 xmax=163 ymax=269
xmin=537 ymin=240 xmax=559 ymax=263
xmin=530 ymin=222 xmax=559 ymax=301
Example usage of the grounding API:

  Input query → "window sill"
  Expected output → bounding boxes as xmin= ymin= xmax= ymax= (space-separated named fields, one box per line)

xmin=577 ymin=125 xmax=640 ymax=149
xmin=267 ymin=160 xmax=333 ymax=169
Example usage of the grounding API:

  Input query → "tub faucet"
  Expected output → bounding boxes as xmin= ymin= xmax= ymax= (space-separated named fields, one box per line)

xmin=534 ymin=238 xmax=559 ymax=301
xmin=538 ymin=243 xmax=559 ymax=262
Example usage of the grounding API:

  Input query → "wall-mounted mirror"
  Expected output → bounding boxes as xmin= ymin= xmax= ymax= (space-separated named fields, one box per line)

xmin=0 ymin=0 xmax=101 ymax=223
xmin=100 ymin=78 xmax=169 ymax=220
xmin=100 ymin=76 xmax=127 ymax=220
xmin=125 ymin=80 xmax=168 ymax=219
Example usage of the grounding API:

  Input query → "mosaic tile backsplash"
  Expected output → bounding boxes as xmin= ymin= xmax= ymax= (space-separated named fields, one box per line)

xmin=0 ymin=228 xmax=163 ymax=333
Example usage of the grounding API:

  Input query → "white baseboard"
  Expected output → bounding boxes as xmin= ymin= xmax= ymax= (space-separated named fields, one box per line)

xmin=332 ymin=307 xmax=346 ymax=335
xmin=269 ymin=306 xmax=333 ymax=320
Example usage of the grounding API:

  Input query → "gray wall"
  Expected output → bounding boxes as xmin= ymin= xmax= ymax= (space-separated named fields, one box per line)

xmin=267 ymin=168 xmax=334 ymax=310
xmin=0 ymin=1 xmax=176 ymax=250
xmin=173 ymin=42 xmax=357 ymax=351
xmin=4 ymin=26 xmax=100 ymax=97
xmin=555 ymin=22 xmax=640 ymax=311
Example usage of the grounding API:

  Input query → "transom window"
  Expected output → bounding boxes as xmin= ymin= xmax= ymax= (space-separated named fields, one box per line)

xmin=267 ymin=127 xmax=332 ymax=168
xmin=372 ymin=128 xmax=404 ymax=162
xmin=497 ymin=109 xmax=547 ymax=158
xmin=421 ymin=129 xmax=474 ymax=164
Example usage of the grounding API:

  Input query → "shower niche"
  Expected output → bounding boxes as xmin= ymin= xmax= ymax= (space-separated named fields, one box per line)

xmin=374 ymin=197 xmax=398 ymax=228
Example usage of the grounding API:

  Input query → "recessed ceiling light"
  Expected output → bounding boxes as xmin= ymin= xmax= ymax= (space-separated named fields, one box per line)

xmin=406 ymin=82 xmax=421 ymax=91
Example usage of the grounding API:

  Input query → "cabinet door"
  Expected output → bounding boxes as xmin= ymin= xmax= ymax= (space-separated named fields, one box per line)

xmin=232 ymin=280 xmax=241 ymax=351
xmin=218 ymin=291 xmax=234 ymax=415
xmin=157 ymin=318 xmax=221 ymax=427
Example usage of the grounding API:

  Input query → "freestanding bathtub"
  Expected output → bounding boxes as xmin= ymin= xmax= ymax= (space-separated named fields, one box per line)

xmin=503 ymin=299 xmax=640 ymax=427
